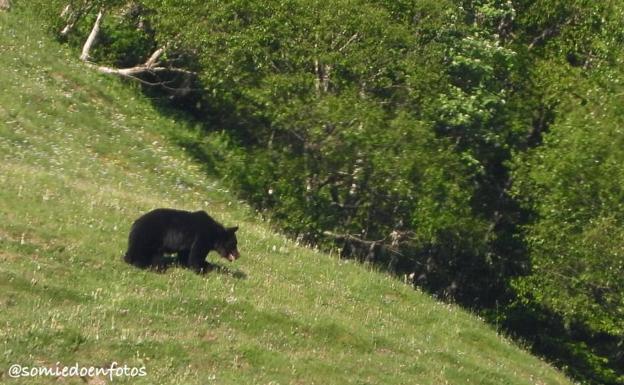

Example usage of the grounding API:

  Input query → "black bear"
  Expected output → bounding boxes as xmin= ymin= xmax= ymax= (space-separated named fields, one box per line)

xmin=123 ymin=208 xmax=240 ymax=273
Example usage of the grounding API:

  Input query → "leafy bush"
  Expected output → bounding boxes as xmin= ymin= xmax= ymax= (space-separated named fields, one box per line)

xmin=511 ymin=91 xmax=624 ymax=384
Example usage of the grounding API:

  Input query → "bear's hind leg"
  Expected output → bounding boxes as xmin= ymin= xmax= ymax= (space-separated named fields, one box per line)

xmin=124 ymin=252 xmax=151 ymax=268
xmin=124 ymin=242 xmax=160 ymax=269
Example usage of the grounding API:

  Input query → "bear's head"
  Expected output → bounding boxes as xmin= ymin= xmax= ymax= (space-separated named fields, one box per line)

xmin=215 ymin=226 xmax=240 ymax=262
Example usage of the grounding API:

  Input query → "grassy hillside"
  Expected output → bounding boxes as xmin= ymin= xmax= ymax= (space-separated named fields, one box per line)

xmin=0 ymin=9 xmax=572 ymax=385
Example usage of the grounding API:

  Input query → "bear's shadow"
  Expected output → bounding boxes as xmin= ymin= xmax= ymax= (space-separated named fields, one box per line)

xmin=155 ymin=257 xmax=247 ymax=279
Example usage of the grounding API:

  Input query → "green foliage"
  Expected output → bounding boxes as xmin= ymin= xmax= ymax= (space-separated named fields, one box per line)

xmin=514 ymin=0 xmax=624 ymax=68
xmin=505 ymin=2 xmax=624 ymax=383
xmin=134 ymin=0 xmax=502 ymax=304
xmin=511 ymin=89 xmax=624 ymax=384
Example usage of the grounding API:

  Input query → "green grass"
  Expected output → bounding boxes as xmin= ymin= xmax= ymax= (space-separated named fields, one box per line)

xmin=0 ymin=9 xmax=573 ymax=385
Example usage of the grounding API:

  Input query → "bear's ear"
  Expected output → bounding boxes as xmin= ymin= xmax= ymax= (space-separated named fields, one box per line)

xmin=227 ymin=226 xmax=239 ymax=233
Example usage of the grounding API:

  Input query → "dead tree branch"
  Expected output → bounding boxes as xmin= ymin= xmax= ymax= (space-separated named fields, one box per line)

xmin=145 ymin=47 xmax=164 ymax=67
xmin=338 ymin=33 xmax=359 ymax=53
xmin=80 ymin=8 xmax=104 ymax=61
xmin=323 ymin=230 xmax=385 ymax=245
xmin=60 ymin=4 xmax=75 ymax=36
xmin=60 ymin=1 xmax=99 ymax=37
xmin=528 ymin=17 xmax=574 ymax=50
xmin=78 ymin=10 xmax=196 ymax=91
xmin=322 ymin=230 xmax=404 ymax=257
xmin=87 ymin=62 xmax=195 ymax=77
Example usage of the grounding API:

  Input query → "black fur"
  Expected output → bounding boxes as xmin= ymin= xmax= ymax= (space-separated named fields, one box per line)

xmin=123 ymin=208 xmax=240 ymax=273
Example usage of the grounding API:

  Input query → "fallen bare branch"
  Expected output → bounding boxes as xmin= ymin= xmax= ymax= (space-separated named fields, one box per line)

xmin=145 ymin=47 xmax=165 ymax=67
xmin=78 ymin=10 xmax=195 ymax=91
xmin=87 ymin=62 xmax=195 ymax=77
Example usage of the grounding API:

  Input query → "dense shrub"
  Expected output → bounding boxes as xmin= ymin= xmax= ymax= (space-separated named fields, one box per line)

xmin=510 ymin=91 xmax=624 ymax=384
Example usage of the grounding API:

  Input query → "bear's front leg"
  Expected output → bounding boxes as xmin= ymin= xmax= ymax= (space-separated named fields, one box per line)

xmin=188 ymin=240 xmax=212 ymax=273
xmin=177 ymin=249 xmax=190 ymax=266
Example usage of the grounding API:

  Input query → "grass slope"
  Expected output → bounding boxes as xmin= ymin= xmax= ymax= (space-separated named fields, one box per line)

xmin=0 ymin=9 xmax=572 ymax=385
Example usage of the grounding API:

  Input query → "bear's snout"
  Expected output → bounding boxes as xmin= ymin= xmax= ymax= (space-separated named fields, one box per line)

xmin=227 ymin=249 xmax=240 ymax=262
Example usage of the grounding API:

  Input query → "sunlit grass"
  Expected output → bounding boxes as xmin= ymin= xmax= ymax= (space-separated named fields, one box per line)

xmin=0 ymin=9 xmax=572 ymax=385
